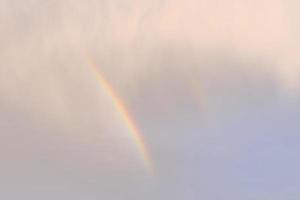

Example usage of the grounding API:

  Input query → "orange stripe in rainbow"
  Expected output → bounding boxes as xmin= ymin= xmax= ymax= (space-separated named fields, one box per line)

xmin=89 ymin=60 xmax=154 ymax=174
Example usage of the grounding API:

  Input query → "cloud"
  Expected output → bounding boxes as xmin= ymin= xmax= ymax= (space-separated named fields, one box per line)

xmin=1 ymin=0 xmax=300 ymax=199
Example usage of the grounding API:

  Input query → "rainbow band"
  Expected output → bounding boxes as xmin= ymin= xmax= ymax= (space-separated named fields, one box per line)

xmin=89 ymin=60 xmax=154 ymax=174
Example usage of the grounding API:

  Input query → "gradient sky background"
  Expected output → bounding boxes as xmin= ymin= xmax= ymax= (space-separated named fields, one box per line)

xmin=1 ymin=0 xmax=300 ymax=199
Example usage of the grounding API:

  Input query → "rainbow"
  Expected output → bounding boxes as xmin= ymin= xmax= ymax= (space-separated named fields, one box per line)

xmin=88 ymin=60 xmax=154 ymax=174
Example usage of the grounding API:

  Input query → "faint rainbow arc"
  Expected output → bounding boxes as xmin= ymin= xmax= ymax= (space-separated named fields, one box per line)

xmin=88 ymin=60 xmax=154 ymax=174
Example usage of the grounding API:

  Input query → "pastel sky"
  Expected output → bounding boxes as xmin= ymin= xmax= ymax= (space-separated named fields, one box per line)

xmin=0 ymin=0 xmax=300 ymax=199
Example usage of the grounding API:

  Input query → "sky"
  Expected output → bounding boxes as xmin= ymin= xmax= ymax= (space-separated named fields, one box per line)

xmin=0 ymin=0 xmax=300 ymax=199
